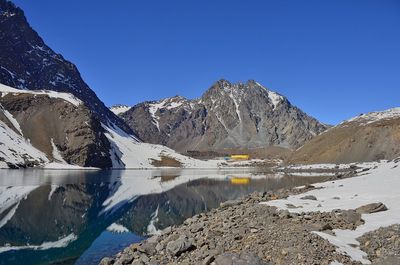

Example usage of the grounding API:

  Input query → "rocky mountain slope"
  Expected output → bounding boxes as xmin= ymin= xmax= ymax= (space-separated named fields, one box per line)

xmin=0 ymin=84 xmax=112 ymax=168
xmin=288 ymin=108 xmax=400 ymax=164
xmin=0 ymin=0 xmax=130 ymax=133
xmin=118 ymin=80 xmax=328 ymax=153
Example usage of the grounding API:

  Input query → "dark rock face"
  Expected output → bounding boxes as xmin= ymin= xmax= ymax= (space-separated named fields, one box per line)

xmin=0 ymin=0 xmax=131 ymax=133
xmin=0 ymin=92 xmax=112 ymax=167
xmin=120 ymin=80 xmax=328 ymax=153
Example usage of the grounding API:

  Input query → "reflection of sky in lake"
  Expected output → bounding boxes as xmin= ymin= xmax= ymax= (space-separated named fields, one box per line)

xmin=75 ymin=231 xmax=143 ymax=265
xmin=0 ymin=169 xmax=329 ymax=265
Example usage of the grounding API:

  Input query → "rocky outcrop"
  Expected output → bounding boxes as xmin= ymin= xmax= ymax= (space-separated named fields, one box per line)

xmin=0 ymin=0 xmax=131 ymax=133
xmin=0 ymin=89 xmax=112 ymax=168
xmin=288 ymin=108 xmax=400 ymax=164
xmin=119 ymin=80 xmax=328 ymax=153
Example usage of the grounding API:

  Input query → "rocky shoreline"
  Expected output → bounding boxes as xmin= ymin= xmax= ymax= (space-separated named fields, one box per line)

xmin=100 ymin=172 xmax=397 ymax=265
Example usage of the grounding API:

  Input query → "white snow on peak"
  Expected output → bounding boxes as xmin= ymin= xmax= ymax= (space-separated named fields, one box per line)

xmin=267 ymin=91 xmax=283 ymax=109
xmin=263 ymin=160 xmax=400 ymax=264
xmin=0 ymin=83 xmax=82 ymax=106
xmin=110 ymin=105 xmax=131 ymax=115
xmin=148 ymin=101 xmax=163 ymax=131
xmin=148 ymin=97 xmax=187 ymax=130
xmin=341 ymin=107 xmax=400 ymax=126
xmin=255 ymin=82 xmax=283 ymax=109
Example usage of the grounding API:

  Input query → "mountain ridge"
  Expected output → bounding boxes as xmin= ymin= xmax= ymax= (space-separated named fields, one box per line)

xmin=117 ymin=79 xmax=329 ymax=153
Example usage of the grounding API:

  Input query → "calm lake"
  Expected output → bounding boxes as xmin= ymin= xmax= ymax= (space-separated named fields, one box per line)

xmin=0 ymin=169 xmax=329 ymax=265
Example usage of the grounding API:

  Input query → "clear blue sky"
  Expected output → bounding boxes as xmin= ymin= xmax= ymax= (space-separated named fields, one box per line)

xmin=12 ymin=0 xmax=400 ymax=124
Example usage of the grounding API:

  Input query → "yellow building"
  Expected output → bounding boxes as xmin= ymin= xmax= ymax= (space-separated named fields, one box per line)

xmin=230 ymin=154 xmax=250 ymax=160
xmin=230 ymin=177 xmax=250 ymax=185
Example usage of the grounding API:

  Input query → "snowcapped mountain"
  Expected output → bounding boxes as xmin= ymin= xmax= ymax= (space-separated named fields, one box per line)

xmin=288 ymin=107 xmax=400 ymax=164
xmin=118 ymin=79 xmax=328 ymax=153
xmin=0 ymin=0 xmax=131 ymax=133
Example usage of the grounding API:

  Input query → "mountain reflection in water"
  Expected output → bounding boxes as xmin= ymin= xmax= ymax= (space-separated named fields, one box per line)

xmin=0 ymin=169 xmax=329 ymax=265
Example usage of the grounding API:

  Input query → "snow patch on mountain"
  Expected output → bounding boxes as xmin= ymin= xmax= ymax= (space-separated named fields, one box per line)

xmin=50 ymin=139 xmax=66 ymax=163
xmin=1 ymin=105 xmax=23 ymax=135
xmin=341 ymin=107 xmax=400 ymax=126
xmin=110 ymin=105 xmax=131 ymax=115
xmin=0 ymin=83 xmax=82 ymax=106
xmin=255 ymin=81 xmax=283 ymax=109
xmin=0 ymin=120 xmax=48 ymax=168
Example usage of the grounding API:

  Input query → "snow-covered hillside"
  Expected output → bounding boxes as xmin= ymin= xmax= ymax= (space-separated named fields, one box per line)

xmin=103 ymin=123 xmax=219 ymax=169
xmin=264 ymin=159 xmax=400 ymax=264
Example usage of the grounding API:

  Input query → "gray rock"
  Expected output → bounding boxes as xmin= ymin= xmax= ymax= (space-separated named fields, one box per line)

xmin=137 ymin=242 xmax=156 ymax=256
xmin=113 ymin=254 xmax=133 ymax=265
xmin=214 ymin=252 xmax=268 ymax=265
xmin=300 ymin=195 xmax=317 ymax=200
xmin=99 ymin=257 xmax=114 ymax=265
xmin=220 ymin=200 xmax=242 ymax=209
xmin=279 ymin=210 xmax=291 ymax=218
xmin=203 ymin=255 xmax=215 ymax=265
xmin=166 ymin=235 xmax=195 ymax=256
xmin=356 ymin=202 xmax=388 ymax=214
xmin=131 ymin=261 xmax=144 ymax=265
xmin=340 ymin=210 xmax=362 ymax=225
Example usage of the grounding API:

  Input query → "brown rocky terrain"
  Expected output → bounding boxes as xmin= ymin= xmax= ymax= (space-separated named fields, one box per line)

xmin=0 ymin=91 xmax=112 ymax=167
xmin=288 ymin=108 xmax=400 ymax=164
xmin=359 ymin=224 xmax=400 ymax=265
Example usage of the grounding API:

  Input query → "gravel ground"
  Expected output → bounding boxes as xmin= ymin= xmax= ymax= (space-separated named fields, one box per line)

xmin=99 ymin=182 xmax=376 ymax=265
xmin=358 ymin=224 xmax=400 ymax=265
